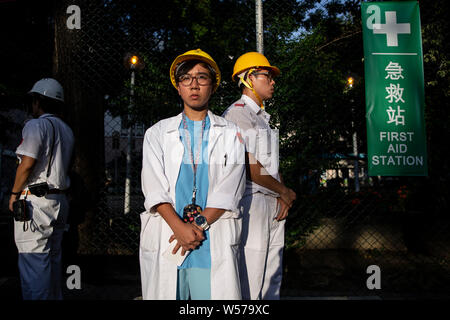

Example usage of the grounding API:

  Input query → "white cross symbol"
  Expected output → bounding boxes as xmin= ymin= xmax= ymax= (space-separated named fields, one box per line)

xmin=373 ymin=11 xmax=410 ymax=47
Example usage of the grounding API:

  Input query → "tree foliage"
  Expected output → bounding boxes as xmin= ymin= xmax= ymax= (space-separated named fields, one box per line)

xmin=104 ymin=0 xmax=318 ymax=124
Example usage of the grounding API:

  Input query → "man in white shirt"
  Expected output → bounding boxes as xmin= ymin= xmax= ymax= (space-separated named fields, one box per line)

xmin=9 ymin=78 xmax=74 ymax=300
xmin=223 ymin=52 xmax=296 ymax=300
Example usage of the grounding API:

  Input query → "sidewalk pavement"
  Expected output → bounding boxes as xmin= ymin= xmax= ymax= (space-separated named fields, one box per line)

xmin=0 ymin=255 xmax=142 ymax=300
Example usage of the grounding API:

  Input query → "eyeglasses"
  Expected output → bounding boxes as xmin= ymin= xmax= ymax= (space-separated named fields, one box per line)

xmin=178 ymin=74 xmax=212 ymax=86
xmin=252 ymin=72 xmax=274 ymax=82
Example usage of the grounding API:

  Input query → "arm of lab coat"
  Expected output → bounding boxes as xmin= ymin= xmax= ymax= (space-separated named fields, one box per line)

xmin=206 ymin=127 xmax=246 ymax=215
xmin=141 ymin=124 xmax=174 ymax=214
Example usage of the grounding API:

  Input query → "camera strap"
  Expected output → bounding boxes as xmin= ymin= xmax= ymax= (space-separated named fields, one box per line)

xmin=44 ymin=117 xmax=56 ymax=179
xmin=20 ymin=182 xmax=29 ymax=232
xmin=23 ymin=117 xmax=56 ymax=198
xmin=22 ymin=219 xmax=37 ymax=232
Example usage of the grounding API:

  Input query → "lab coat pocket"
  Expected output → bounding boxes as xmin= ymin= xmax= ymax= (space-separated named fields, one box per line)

xmin=220 ymin=152 xmax=234 ymax=178
xmin=214 ymin=217 xmax=242 ymax=246
xmin=140 ymin=212 xmax=160 ymax=252
xmin=232 ymin=218 xmax=242 ymax=246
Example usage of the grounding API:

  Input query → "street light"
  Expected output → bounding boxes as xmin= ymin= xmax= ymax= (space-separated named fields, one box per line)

xmin=123 ymin=53 xmax=142 ymax=214
xmin=130 ymin=55 xmax=138 ymax=66
xmin=347 ymin=76 xmax=354 ymax=88
xmin=346 ymin=73 xmax=359 ymax=192
xmin=124 ymin=53 xmax=144 ymax=71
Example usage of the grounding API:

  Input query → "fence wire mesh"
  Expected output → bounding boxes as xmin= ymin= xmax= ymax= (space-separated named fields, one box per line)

xmin=1 ymin=0 xmax=449 ymax=298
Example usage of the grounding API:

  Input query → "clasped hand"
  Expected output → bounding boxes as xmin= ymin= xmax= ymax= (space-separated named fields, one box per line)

xmin=276 ymin=187 xmax=297 ymax=221
xmin=169 ymin=223 xmax=205 ymax=256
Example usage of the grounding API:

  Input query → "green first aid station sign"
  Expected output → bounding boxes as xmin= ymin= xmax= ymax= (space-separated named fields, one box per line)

xmin=362 ymin=1 xmax=427 ymax=176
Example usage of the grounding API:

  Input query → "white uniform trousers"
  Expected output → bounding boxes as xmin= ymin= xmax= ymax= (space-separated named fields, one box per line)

xmin=239 ymin=192 xmax=285 ymax=300
xmin=14 ymin=194 xmax=69 ymax=300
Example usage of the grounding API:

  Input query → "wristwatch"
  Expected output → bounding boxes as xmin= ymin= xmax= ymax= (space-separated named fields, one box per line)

xmin=194 ymin=215 xmax=210 ymax=230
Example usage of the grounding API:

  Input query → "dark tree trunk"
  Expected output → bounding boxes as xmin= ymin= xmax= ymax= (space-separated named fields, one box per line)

xmin=52 ymin=0 xmax=104 ymax=254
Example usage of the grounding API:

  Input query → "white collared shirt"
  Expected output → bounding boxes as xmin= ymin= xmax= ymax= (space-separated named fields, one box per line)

xmin=222 ymin=94 xmax=280 ymax=197
xmin=16 ymin=113 xmax=75 ymax=190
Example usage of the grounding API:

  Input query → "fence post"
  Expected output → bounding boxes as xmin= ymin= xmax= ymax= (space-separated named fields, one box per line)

xmin=0 ymin=143 xmax=3 ymax=203
xmin=353 ymin=129 xmax=360 ymax=192
xmin=351 ymin=100 xmax=360 ymax=192
xmin=255 ymin=0 xmax=264 ymax=54
xmin=124 ymin=69 xmax=135 ymax=214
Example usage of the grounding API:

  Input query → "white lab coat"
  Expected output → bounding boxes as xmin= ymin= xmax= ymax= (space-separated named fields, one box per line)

xmin=140 ymin=110 xmax=246 ymax=300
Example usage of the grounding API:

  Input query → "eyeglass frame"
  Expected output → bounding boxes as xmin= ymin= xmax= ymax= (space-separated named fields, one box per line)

xmin=250 ymin=71 xmax=274 ymax=82
xmin=177 ymin=73 xmax=213 ymax=87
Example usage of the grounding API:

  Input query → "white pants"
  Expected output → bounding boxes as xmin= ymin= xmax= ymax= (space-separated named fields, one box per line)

xmin=239 ymin=193 xmax=285 ymax=300
xmin=14 ymin=194 xmax=69 ymax=300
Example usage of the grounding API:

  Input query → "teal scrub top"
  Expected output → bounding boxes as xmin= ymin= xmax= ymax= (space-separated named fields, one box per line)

xmin=175 ymin=115 xmax=211 ymax=269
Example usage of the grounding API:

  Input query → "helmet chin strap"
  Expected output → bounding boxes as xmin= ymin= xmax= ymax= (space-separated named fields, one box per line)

xmin=238 ymin=69 xmax=264 ymax=110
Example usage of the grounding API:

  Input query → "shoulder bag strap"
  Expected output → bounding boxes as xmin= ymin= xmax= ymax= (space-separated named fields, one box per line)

xmin=44 ymin=117 xmax=56 ymax=178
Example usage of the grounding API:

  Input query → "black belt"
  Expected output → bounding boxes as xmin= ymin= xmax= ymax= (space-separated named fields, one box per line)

xmin=21 ymin=189 xmax=66 ymax=196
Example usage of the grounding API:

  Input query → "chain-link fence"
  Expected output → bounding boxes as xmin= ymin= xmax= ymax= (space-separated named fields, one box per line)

xmin=1 ymin=0 xmax=449 ymax=298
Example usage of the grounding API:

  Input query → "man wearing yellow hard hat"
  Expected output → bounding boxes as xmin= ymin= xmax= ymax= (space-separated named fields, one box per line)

xmin=222 ymin=52 xmax=297 ymax=300
xmin=140 ymin=49 xmax=246 ymax=300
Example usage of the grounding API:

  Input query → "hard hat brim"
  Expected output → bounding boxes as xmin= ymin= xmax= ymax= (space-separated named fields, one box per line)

xmin=27 ymin=78 xmax=65 ymax=102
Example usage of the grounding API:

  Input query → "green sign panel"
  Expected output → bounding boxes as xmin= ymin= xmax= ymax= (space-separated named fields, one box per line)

xmin=362 ymin=1 xmax=427 ymax=176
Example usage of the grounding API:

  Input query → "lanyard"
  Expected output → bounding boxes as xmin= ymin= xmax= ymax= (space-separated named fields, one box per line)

xmin=181 ymin=111 xmax=206 ymax=204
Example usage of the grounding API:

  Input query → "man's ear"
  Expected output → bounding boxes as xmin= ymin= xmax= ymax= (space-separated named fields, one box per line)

xmin=31 ymin=97 xmax=40 ymax=112
xmin=249 ymin=73 xmax=257 ymax=83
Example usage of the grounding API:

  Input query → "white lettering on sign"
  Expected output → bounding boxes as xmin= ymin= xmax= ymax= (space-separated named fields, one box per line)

xmin=385 ymin=62 xmax=404 ymax=80
xmin=379 ymin=131 xmax=414 ymax=142
xmin=373 ymin=11 xmax=410 ymax=47
xmin=387 ymin=143 xmax=407 ymax=153
xmin=385 ymin=83 xmax=405 ymax=103
xmin=372 ymin=155 xmax=424 ymax=166
xmin=386 ymin=105 xmax=405 ymax=126
xmin=377 ymin=131 xmax=419 ymax=167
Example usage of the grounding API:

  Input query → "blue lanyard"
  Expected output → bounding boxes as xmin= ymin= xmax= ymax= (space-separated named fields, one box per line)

xmin=181 ymin=111 xmax=206 ymax=203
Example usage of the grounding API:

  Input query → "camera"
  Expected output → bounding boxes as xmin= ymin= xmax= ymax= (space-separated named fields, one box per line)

xmin=13 ymin=199 xmax=30 ymax=222
xmin=28 ymin=182 xmax=49 ymax=197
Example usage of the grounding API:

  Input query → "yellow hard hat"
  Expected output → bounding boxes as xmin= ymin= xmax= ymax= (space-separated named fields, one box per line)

xmin=232 ymin=52 xmax=280 ymax=81
xmin=170 ymin=48 xmax=221 ymax=91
